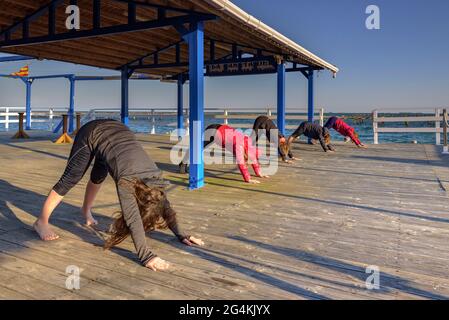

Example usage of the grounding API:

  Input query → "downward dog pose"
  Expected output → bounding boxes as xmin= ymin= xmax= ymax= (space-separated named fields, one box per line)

xmin=252 ymin=115 xmax=297 ymax=163
xmin=288 ymin=122 xmax=335 ymax=152
xmin=34 ymin=119 xmax=203 ymax=271
xmin=179 ymin=124 xmax=268 ymax=184
xmin=324 ymin=116 xmax=367 ymax=148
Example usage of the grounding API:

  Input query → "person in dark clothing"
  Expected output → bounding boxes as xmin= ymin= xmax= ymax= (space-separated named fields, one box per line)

xmin=324 ymin=116 xmax=366 ymax=148
xmin=288 ymin=122 xmax=335 ymax=152
xmin=179 ymin=124 xmax=221 ymax=174
xmin=252 ymin=116 xmax=297 ymax=163
xmin=34 ymin=119 xmax=204 ymax=272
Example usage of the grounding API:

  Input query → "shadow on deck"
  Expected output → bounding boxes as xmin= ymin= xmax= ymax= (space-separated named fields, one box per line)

xmin=0 ymin=131 xmax=448 ymax=300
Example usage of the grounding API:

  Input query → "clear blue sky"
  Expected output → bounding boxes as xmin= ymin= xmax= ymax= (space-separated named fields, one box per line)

xmin=0 ymin=0 xmax=448 ymax=112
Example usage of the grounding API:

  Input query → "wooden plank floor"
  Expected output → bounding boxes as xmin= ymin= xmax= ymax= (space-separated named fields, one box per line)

xmin=0 ymin=130 xmax=449 ymax=300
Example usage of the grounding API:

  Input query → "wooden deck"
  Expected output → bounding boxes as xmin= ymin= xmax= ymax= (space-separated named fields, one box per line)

xmin=1 ymin=131 xmax=449 ymax=300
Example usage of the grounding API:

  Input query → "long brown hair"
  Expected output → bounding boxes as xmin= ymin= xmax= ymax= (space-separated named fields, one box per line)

xmin=324 ymin=132 xmax=331 ymax=145
xmin=279 ymin=137 xmax=290 ymax=156
xmin=104 ymin=179 xmax=176 ymax=250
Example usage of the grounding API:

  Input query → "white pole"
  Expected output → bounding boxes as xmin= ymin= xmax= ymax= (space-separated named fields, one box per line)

xmin=49 ymin=108 xmax=54 ymax=131
xmin=267 ymin=108 xmax=272 ymax=117
xmin=319 ymin=108 xmax=324 ymax=127
xmin=185 ymin=108 xmax=190 ymax=136
xmin=373 ymin=109 xmax=379 ymax=145
xmin=224 ymin=109 xmax=228 ymax=125
xmin=5 ymin=107 xmax=9 ymax=130
xmin=150 ymin=109 xmax=156 ymax=135
xmin=443 ymin=109 xmax=448 ymax=154
xmin=435 ymin=108 xmax=441 ymax=145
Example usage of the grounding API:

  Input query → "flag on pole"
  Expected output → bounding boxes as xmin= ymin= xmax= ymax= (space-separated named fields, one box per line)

xmin=11 ymin=65 xmax=29 ymax=77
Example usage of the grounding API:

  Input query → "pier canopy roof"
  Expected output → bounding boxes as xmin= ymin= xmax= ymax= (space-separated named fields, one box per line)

xmin=0 ymin=0 xmax=338 ymax=78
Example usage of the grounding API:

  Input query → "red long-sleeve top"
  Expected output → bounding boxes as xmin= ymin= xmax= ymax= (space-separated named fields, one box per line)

xmin=334 ymin=119 xmax=362 ymax=146
xmin=214 ymin=125 xmax=262 ymax=182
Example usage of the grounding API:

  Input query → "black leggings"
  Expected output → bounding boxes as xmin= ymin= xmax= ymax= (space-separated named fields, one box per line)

xmin=53 ymin=128 xmax=108 ymax=196
xmin=180 ymin=124 xmax=222 ymax=166
xmin=203 ymin=124 xmax=221 ymax=148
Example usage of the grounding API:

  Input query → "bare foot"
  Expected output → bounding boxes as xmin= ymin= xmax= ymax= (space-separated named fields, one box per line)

xmin=33 ymin=219 xmax=59 ymax=241
xmin=82 ymin=210 xmax=98 ymax=227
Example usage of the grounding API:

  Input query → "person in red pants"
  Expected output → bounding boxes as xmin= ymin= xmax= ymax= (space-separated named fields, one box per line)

xmin=179 ymin=124 xmax=269 ymax=184
xmin=324 ymin=116 xmax=367 ymax=148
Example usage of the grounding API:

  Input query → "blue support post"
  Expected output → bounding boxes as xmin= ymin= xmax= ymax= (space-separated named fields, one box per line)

xmin=307 ymin=68 xmax=315 ymax=144
xmin=177 ymin=74 xmax=184 ymax=135
xmin=277 ymin=62 xmax=286 ymax=135
xmin=186 ymin=21 xmax=205 ymax=190
xmin=307 ymin=68 xmax=314 ymax=123
xmin=25 ymin=79 xmax=32 ymax=130
xmin=121 ymin=66 xmax=129 ymax=125
xmin=68 ymin=76 xmax=75 ymax=133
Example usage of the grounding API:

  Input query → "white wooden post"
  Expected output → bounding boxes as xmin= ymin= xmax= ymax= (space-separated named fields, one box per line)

xmin=319 ymin=108 xmax=324 ymax=127
xmin=5 ymin=107 xmax=9 ymax=130
xmin=267 ymin=108 xmax=272 ymax=117
xmin=435 ymin=108 xmax=441 ymax=145
xmin=184 ymin=108 xmax=189 ymax=136
xmin=49 ymin=108 xmax=54 ymax=131
xmin=373 ymin=109 xmax=379 ymax=145
xmin=150 ymin=109 xmax=156 ymax=134
xmin=443 ymin=109 xmax=448 ymax=154
xmin=224 ymin=109 xmax=228 ymax=125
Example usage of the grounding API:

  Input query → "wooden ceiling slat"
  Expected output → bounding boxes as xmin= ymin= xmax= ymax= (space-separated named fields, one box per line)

xmin=0 ymin=0 xmax=330 ymax=76
xmin=3 ymin=46 xmax=118 ymax=70
xmin=2 ymin=0 xmax=255 ymax=62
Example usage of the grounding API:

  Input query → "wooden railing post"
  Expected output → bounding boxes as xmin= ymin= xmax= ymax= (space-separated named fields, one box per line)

xmin=319 ymin=108 xmax=324 ymax=127
xmin=63 ymin=114 xmax=68 ymax=134
xmin=76 ymin=113 xmax=81 ymax=132
xmin=49 ymin=108 xmax=54 ymax=131
xmin=150 ymin=109 xmax=156 ymax=135
xmin=373 ymin=109 xmax=379 ymax=145
xmin=443 ymin=109 xmax=448 ymax=154
xmin=435 ymin=108 xmax=441 ymax=145
xmin=5 ymin=107 xmax=9 ymax=130
xmin=12 ymin=112 xmax=30 ymax=139
xmin=71 ymin=112 xmax=82 ymax=136
xmin=184 ymin=108 xmax=190 ymax=136
xmin=224 ymin=109 xmax=228 ymax=125
xmin=54 ymin=114 xmax=73 ymax=144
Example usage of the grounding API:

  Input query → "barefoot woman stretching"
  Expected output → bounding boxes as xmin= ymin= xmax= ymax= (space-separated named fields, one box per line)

xmin=252 ymin=115 xmax=297 ymax=163
xmin=34 ymin=119 xmax=203 ymax=271
xmin=179 ymin=124 xmax=269 ymax=184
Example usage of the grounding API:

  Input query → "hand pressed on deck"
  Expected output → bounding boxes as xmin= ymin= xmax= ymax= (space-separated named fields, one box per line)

xmin=146 ymin=257 xmax=170 ymax=271
xmin=182 ymin=236 xmax=205 ymax=246
xmin=145 ymin=236 xmax=204 ymax=271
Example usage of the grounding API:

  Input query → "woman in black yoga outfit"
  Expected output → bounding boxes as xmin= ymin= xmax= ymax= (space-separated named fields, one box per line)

xmin=288 ymin=122 xmax=335 ymax=152
xmin=252 ymin=115 xmax=297 ymax=163
xmin=34 ymin=119 xmax=203 ymax=272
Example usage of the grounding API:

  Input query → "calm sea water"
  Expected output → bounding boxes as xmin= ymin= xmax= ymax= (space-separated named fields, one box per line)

xmin=1 ymin=113 xmax=442 ymax=144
